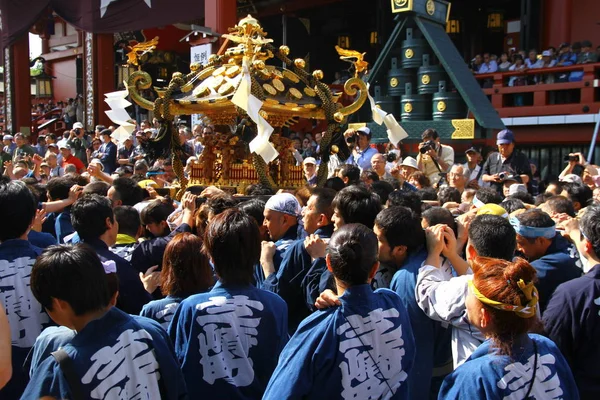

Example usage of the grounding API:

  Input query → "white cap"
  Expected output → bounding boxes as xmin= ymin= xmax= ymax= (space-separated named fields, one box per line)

xmin=357 ymin=127 xmax=371 ymax=136
xmin=58 ymin=140 xmax=70 ymax=150
xmin=3 ymin=134 xmax=13 ymax=140
xmin=560 ymin=174 xmax=583 ymax=184
xmin=73 ymin=122 xmax=84 ymax=129
xmin=303 ymin=157 xmax=317 ymax=165
xmin=542 ymin=50 xmax=551 ymax=57
xmin=508 ymin=184 xmax=528 ymax=195
xmin=399 ymin=156 xmax=418 ymax=170
xmin=89 ymin=159 xmax=104 ymax=171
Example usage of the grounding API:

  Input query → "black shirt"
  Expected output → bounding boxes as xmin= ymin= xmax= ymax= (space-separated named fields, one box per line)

xmin=482 ymin=150 xmax=532 ymax=193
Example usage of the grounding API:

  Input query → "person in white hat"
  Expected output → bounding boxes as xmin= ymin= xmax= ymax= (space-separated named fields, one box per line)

xmin=303 ymin=157 xmax=318 ymax=186
xmin=343 ymin=127 xmax=378 ymax=172
xmin=67 ymin=122 xmax=92 ymax=167
xmin=2 ymin=134 xmax=16 ymax=157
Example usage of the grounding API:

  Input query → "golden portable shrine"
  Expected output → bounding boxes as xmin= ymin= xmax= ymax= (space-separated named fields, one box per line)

xmin=127 ymin=15 xmax=369 ymax=198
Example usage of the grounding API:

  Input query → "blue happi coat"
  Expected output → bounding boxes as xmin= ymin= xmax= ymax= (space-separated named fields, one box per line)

xmin=263 ymin=284 xmax=415 ymax=399
xmin=389 ymin=247 xmax=452 ymax=399
xmin=140 ymin=295 xmax=185 ymax=330
xmin=0 ymin=239 xmax=50 ymax=399
xmin=262 ymin=224 xmax=334 ymax=331
xmin=439 ymin=334 xmax=579 ymax=399
xmin=253 ymin=225 xmax=298 ymax=287
xmin=531 ymin=234 xmax=582 ymax=312
xmin=22 ymin=307 xmax=187 ymax=400
xmin=543 ymin=263 xmax=600 ymax=399
xmin=169 ymin=281 xmax=289 ymax=400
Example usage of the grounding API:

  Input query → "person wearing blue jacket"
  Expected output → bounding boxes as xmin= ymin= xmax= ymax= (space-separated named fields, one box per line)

xmin=511 ymin=209 xmax=582 ymax=312
xmin=544 ymin=205 xmax=600 ymax=399
xmin=439 ymin=257 xmax=578 ymax=399
xmin=264 ymin=224 xmax=415 ymax=399
xmin=170 ymin=209 xmax=288 ymax=400
xmin=23 ymin=244 xmax=187 ymax=399
xmin=301 ymin=185 xmax=382 ymax=311
xmin=379 ymin=206 xmax=452 ymax=399
xmin=261 ymin=188 xmax=336 ymax=331
xmin=71 ymin=194 xmax=151 ymax=315
xmin=97 ymin=129 xmax=118 ymax=174
xmin=0 ymin=180 xmax=50 ymax=399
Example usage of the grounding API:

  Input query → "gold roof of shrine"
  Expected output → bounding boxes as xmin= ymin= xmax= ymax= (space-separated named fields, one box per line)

xmin=127 ymin=15 xmax=368 ymax=127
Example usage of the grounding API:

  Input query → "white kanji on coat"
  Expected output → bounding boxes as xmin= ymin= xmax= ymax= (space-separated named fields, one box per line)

xmin=337 ymin=308 xmax=407 ymax=400
xmin=196 ymin=295 xmax=264 ymax=387
xmin=0 ymin=257 xmax=49 ymax=348
xmin=497 ymin=352 xmax=563 ymax=399
xmin=155 ymin=302 xmax=179 ymax=329
xmin=81 ymin=328 xmax=161 ymax=399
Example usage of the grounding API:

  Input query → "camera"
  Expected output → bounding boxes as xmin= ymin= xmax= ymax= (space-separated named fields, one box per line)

xmin=385 ymin=152 xmax=398 ymax=163
xmin=419 ymin=140 xmax=436 ymax=154
xmin=563 ymin=155 xmax=579 ymax=162
xmin=346 ymin=135 xmax=357 ymax=144
xmin=498 ymin=172 xmax=508 ymax=180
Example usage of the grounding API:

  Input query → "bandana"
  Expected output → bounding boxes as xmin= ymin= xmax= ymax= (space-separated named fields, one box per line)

xmin=472 ymin=195 xmax=485 ymax=209
xmin=265 ymin=193 xmax=302 ymax=217
xmin=509 ymin=216 xmax=556 ymax=239
xmin=468 ymin=278 xmax=538 ymax=318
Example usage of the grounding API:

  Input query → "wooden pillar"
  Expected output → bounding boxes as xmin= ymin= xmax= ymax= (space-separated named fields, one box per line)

xmin=12 ymin=35 xmax=32 ymax=135
xmin=95 ymin=33 xmax=115 ymax=128
xmin=205 ymin=0 xmax=237 ymax=52
xmin=543 ymin=0 xmax=572 ymax=48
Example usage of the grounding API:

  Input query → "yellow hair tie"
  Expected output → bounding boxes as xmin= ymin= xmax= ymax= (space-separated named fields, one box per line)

xmin=468 ymin=279 xmax=538 ymax=319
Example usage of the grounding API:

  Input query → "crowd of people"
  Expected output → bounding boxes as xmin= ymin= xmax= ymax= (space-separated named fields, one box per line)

xmin=472 ymin=41 xmax=599 ymax=92
xmin=0 ymin=120 xmax=599 ymax=399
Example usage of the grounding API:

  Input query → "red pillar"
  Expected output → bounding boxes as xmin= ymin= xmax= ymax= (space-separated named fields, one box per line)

xmin=94 ymin=33 xmax=115 ymax=128
xmin=205 ymin=0 xmax=237 ymax=52
xmin=12 ymin=34 xmax=31 ymax=135
xmin=543 ymin=0 xmax=572 ymax=48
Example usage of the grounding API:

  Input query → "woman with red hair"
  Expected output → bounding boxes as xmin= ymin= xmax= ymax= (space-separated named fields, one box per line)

xmin=439 ymin=257 xmax=579 ymax=399
xmin=140 ymin=232 xmax=214 ymax=329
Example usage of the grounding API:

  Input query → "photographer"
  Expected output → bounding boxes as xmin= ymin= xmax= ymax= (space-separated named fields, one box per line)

xmin=343 ymin=127 xmax=378 ymax=172
xmin=558 ymin=152 xmax=586 ymax=181
xmin=66 ymin=122 xmax=92 ymax=167
xmin=482 ymin=129 xmax=531 ymax=195
xmin=416 ymin=128 xmax=454 ymax=187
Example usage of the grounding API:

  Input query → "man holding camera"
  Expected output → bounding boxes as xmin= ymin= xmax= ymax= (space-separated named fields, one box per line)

xmin=343 ymin=127 xmax=379 ymax=172
xmin=416 ymin=128 xmax=454 ymax=187
xmin=67 ymin=122 xmax=92 ymax=167
xmin=482 ymin=129 xmax=532 ymax=194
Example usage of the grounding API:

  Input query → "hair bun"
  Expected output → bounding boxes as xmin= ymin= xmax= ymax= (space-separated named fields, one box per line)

xmin=503 ymin=257 xmax=537 ymax=285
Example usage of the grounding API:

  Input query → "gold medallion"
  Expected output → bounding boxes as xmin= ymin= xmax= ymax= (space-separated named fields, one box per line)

xmin=225 ymin=65 xmax=240 ymax=77
xmin=264 ymin=98 xmax=279 ymax=105
xmin=263 ymin=83 xmax=277 ymax=96
xmin=390 ymin=77 xmax=399 ymax=88
xmin=193 ymin=84 xmax=210 ymax=98
xmin=405 ymin=48 xmax=414 ymax=59
xmin=272 ymin=78 xmax=285 ymax=92
xmin=426 ymin=0 xmax=435 ymax=15
xmin=285 ymin=102 xmax=299 ymax=108
xmin=394 ymin=0 xmax=408 ymax=6
xmin=421 ymin=74 xmax=431 ymax=85
xmin=212 ymin=66 xmax=227 ymax=77
xmin=283 ymin=70 xmax=300 ymax=83
xmin=304 ymin=87 xmax=316 ymax=97
xmin=437 ymin=101 xmax=446 ymax=112
xmin=289 ymin=87 xmax=303 ymax=100
xmin=404 ymin=103 xmax=413 ymax=113
xmin=218 ymin=82 xmax=234 ymax=96
xmin=303 ymin=103 xmax=317 ymax=109
xmin=211 ymin=75 xmax=225 ymax=89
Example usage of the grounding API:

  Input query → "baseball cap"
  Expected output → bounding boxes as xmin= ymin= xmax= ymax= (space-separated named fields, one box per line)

xmin=465 ymin=146 xmax=480 ymax=154
xmin=559 ymin=42 xmax=570 ymax=50
xmin=496 ymin=129 xmax=515 ymax=145
xmin=48 ymin=143 xmax=58 ymax=148
xmin=3 ymin=134 xmax=13 ymax=140
xmin=560 ymin=174 xmax=583 ymax=184
xmin=356 ymin=127 xmax=371 ymax=136
xmin=100 ymin=129 xmax=112 ymax=137
xmin=476 ymin=203 xmax=509 ymax=218
xmin=73 ymin=122 xmax=84 ymax=129
xmin=542 ymin=50 xmax=551 ymax=57
xmin=58 ymin=142 xmax=71 ymax=150
xmin=508 ymin=184 xmax=528 ymax=195
xmin=303 ymin=157 xmax=317 ymax=165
